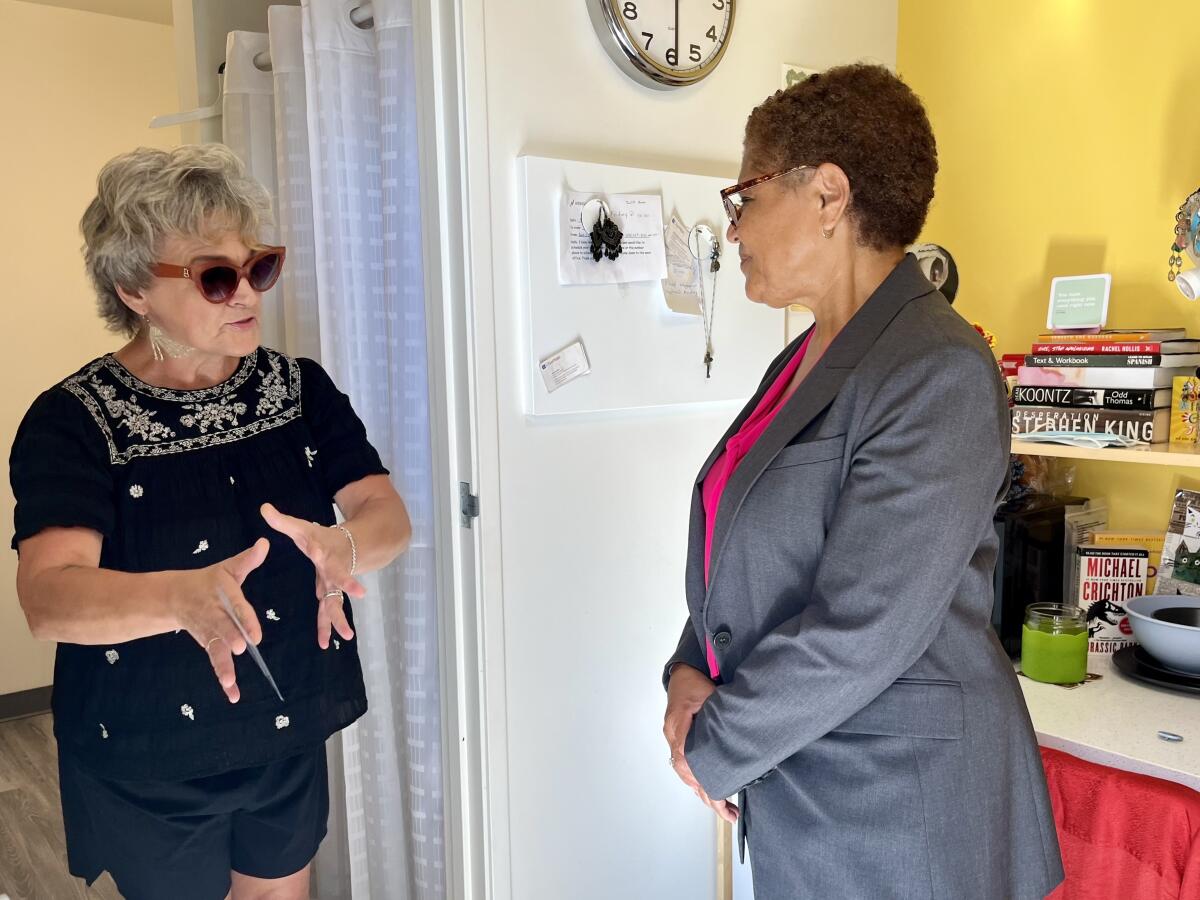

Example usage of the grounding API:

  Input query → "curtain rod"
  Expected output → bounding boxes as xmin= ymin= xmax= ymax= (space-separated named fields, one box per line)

xmin=251 ymin=2 xmax=375 ymax=72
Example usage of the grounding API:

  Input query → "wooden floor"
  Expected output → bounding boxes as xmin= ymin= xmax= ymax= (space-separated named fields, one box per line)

xmin=0 ymin=713 xmax=121 ymax=900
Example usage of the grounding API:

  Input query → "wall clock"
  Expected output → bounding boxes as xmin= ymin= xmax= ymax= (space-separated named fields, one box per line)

xmin=587 ymin=0 xmax=736 ymax=90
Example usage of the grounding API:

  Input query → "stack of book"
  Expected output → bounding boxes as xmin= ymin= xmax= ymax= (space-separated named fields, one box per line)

xmin=1011 ymin=329 xmax=1200 ymax=443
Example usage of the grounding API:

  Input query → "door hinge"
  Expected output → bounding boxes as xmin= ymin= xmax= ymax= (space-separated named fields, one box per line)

xmin=459 ymin=482 xmax=480 ymax=527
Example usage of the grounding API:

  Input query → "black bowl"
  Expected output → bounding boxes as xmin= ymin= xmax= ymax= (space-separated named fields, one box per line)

xmin=1154 ymin=606 xmax=1200 ymax=628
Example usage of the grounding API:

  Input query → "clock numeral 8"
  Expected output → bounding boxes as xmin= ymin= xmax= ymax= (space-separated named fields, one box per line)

xmin=622 ymin=1 xmax=637 ymax=19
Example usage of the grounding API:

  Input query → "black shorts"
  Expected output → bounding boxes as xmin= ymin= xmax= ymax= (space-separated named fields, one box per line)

xmin=58 ymin=744 xmax=329 ymax=900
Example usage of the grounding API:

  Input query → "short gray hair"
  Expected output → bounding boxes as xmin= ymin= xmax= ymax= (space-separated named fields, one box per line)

xmin=80 ymin=145 xmax=274 ymax=334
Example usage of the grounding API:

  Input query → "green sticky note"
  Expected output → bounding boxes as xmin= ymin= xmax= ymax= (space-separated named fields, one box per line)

xmin=1047 ymin=274 xmax=1111 ymax=330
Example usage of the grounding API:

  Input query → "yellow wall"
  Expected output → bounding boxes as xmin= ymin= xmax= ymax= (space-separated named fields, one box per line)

xmin=898 ymin=1 xmax=1200 ymax=532
xmin=0 ymin=0 xmax=179 ymax=694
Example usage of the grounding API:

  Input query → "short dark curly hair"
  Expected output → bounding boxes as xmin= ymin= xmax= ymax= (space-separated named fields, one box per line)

xmin=744 ymin=63 xmax=937 ymax=251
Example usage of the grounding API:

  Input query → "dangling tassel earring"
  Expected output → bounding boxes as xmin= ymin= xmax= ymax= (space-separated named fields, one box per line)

xmin=144 ymin=315 xmax=193 ymax=361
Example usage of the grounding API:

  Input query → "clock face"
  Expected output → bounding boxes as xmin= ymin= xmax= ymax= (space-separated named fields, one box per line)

xmin=591 ymin=0 xmax=735 ymax=89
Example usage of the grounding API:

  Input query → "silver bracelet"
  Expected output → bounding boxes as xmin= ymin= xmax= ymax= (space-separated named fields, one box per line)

xmin=332 ymin=523 xmax=357 ymax=575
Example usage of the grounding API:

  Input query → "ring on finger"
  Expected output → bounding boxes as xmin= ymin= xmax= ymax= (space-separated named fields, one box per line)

xmin=323 ymin=589 xmax=345 ymax=601
xmin=205 ymin=636 xmax=222 ymax=651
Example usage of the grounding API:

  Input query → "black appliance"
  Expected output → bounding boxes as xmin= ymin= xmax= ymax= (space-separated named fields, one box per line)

xmin=991 ymin=494 xmax=1086 ymax=657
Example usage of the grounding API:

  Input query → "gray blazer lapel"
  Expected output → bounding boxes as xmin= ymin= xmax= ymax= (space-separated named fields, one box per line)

xmin=694 ymin=330 xmax=814 ymax=487
xmin=702 ymin=256 xmax=938 ymax=604
xmin=684 ymin=327 xmax=815 ymax=616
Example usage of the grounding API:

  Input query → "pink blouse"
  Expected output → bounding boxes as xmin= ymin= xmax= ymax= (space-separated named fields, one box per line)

xmin=699 ymin=332 xmax=814 ymax=678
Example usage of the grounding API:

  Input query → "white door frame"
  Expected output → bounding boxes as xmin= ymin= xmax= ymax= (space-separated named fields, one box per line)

xmin=411 ymin=1 xmax=510 ymax=898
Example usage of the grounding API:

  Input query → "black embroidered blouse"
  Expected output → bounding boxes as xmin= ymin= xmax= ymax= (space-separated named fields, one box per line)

xmin=9 ymin=348 xmax=385 ymax=781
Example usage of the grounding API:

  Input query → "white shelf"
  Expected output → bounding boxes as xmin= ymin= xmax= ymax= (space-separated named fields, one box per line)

xmin=1018 ymin=655 xmax=1200 ymax=791
xmin=1012 ymin=437 xmax=1200 ymax=468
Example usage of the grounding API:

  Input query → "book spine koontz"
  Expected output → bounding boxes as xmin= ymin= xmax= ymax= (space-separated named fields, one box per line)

xmin=1011 ymin=405 xmax=1163 ymax=443
xmin=1024 ymin=354 xmax=1162 ymax=367
xmin=1010 ymin=386 xmax=1161 ymax=410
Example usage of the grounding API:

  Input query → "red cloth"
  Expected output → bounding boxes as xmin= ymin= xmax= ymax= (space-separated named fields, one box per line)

xmin=1040 ymin=746 xmax=1200 ymax=900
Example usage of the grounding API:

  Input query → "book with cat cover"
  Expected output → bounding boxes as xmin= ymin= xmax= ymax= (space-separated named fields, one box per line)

xmin=1085 ymin=531 xmax=1166 ymax=593
xmin=1011 ymin=386 xmax=1170 ymax=410
xmin=1154 ymin=489 xmax=1200 ymax=598
xmin=1010 ymin=406 xmax=1169 ymax=443
xmin=1075 ymin=545 xmax=1146 ymax=655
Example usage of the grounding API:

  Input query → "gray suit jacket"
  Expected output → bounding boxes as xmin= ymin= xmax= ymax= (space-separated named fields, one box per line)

xmin=665 ymin=257 xmax=1064 ymax=899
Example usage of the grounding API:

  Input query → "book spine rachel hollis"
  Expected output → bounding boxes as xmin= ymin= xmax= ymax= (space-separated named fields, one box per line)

xmin=1031 ymin=343 xmax=1165 ymax=353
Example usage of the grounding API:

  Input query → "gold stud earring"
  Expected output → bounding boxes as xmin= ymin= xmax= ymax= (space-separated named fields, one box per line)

xmin=821 ymin=226 xmax=833 ymax=239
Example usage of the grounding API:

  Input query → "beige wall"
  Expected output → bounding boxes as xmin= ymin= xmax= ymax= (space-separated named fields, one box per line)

xmin=0 ymin=0 xmax=179 ymax=694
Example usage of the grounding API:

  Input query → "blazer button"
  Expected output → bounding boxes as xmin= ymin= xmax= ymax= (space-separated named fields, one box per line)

xmin=713 ymin=630 xmax=732 ymax=649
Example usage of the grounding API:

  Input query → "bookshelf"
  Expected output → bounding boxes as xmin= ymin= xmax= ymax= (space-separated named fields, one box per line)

xmin=1011 ymin=438 xmax=1200 ymax=468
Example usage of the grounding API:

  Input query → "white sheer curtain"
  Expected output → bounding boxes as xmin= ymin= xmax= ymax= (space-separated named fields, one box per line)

xmin=222 ymin=30 xmax=286 ymax=350
xmin=226 ymin=3 xmax=445 ymax=897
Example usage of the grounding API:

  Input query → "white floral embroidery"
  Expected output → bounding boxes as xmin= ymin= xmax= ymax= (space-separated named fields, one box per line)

xmin=333 ymin=639 xmax=340 ymax=650
xmin=229 ymin=476 xmax=236 ymax=485
xmin=275 ymin=715 xmax=290 ymax=730
xmin=90 ymin=379 xmax=176 ymax=443
xmin=128 ymin=484 xmax=144 ymax=498
xmin=60 ymin=350 xmax=302 ymax=466
xmin=266 ymin=609 xmax=280 ymax=621
xmin=256 ymin=353 xmax=288 ymax=416
xmin=181 ymin=704 xmax=195 ymax=721
xmin=192 ymin=540 xmax=209 ymax=555
xmin=99 ymin=723 xmax=108 ymax=739
xmin=179 ymin=396 xmax=248 ymax=434
xmin=105 ymin=353 xmax=257 ymax=401
xmin=105 ymin=649 xmax=119 ymax=664
xmin=304 ymin=446 xmax=318 ymax=468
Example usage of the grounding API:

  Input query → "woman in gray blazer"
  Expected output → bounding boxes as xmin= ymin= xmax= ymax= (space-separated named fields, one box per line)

xmin=662 ymin=64 xmax=1064 ymax=899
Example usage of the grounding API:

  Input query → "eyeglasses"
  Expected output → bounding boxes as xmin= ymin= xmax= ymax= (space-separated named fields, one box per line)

xmin=720 ymin=165 xmax=814 ymax=228
xmin=151 ymin=246 xmax=286 ymax=303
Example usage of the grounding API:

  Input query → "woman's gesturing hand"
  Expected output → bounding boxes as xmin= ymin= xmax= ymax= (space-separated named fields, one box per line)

xmin=261 ymin=502 xmax=363 ymax=649
xmin=169 ymin=538 xmax=269 ymax=703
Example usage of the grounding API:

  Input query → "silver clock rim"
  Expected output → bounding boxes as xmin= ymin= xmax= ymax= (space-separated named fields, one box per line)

xmin=587 ymin=0 xmax=735 ymax=91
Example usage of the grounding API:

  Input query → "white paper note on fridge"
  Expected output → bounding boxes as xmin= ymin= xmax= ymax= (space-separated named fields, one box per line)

xmin=558 ymin=191 xmax=668 ymax=286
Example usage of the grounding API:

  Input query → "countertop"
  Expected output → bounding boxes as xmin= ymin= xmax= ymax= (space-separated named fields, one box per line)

xmin=1018 ymin=653 xmax=1200 ymax=791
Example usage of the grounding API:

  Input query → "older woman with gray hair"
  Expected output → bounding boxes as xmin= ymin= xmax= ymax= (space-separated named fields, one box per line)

xmin=9 ymin=144 xmax=411 ymax=900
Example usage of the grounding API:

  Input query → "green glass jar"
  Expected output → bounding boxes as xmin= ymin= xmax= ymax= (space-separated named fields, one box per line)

xmin=1021 ymin=603 xmax=1088 ymax=684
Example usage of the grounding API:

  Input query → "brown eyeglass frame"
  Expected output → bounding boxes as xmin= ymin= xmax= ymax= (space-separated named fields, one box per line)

xmin=150 ymin=246 xmax=287 ymax=303
xmin=720 ymin=165 xmax=814 ymax=228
